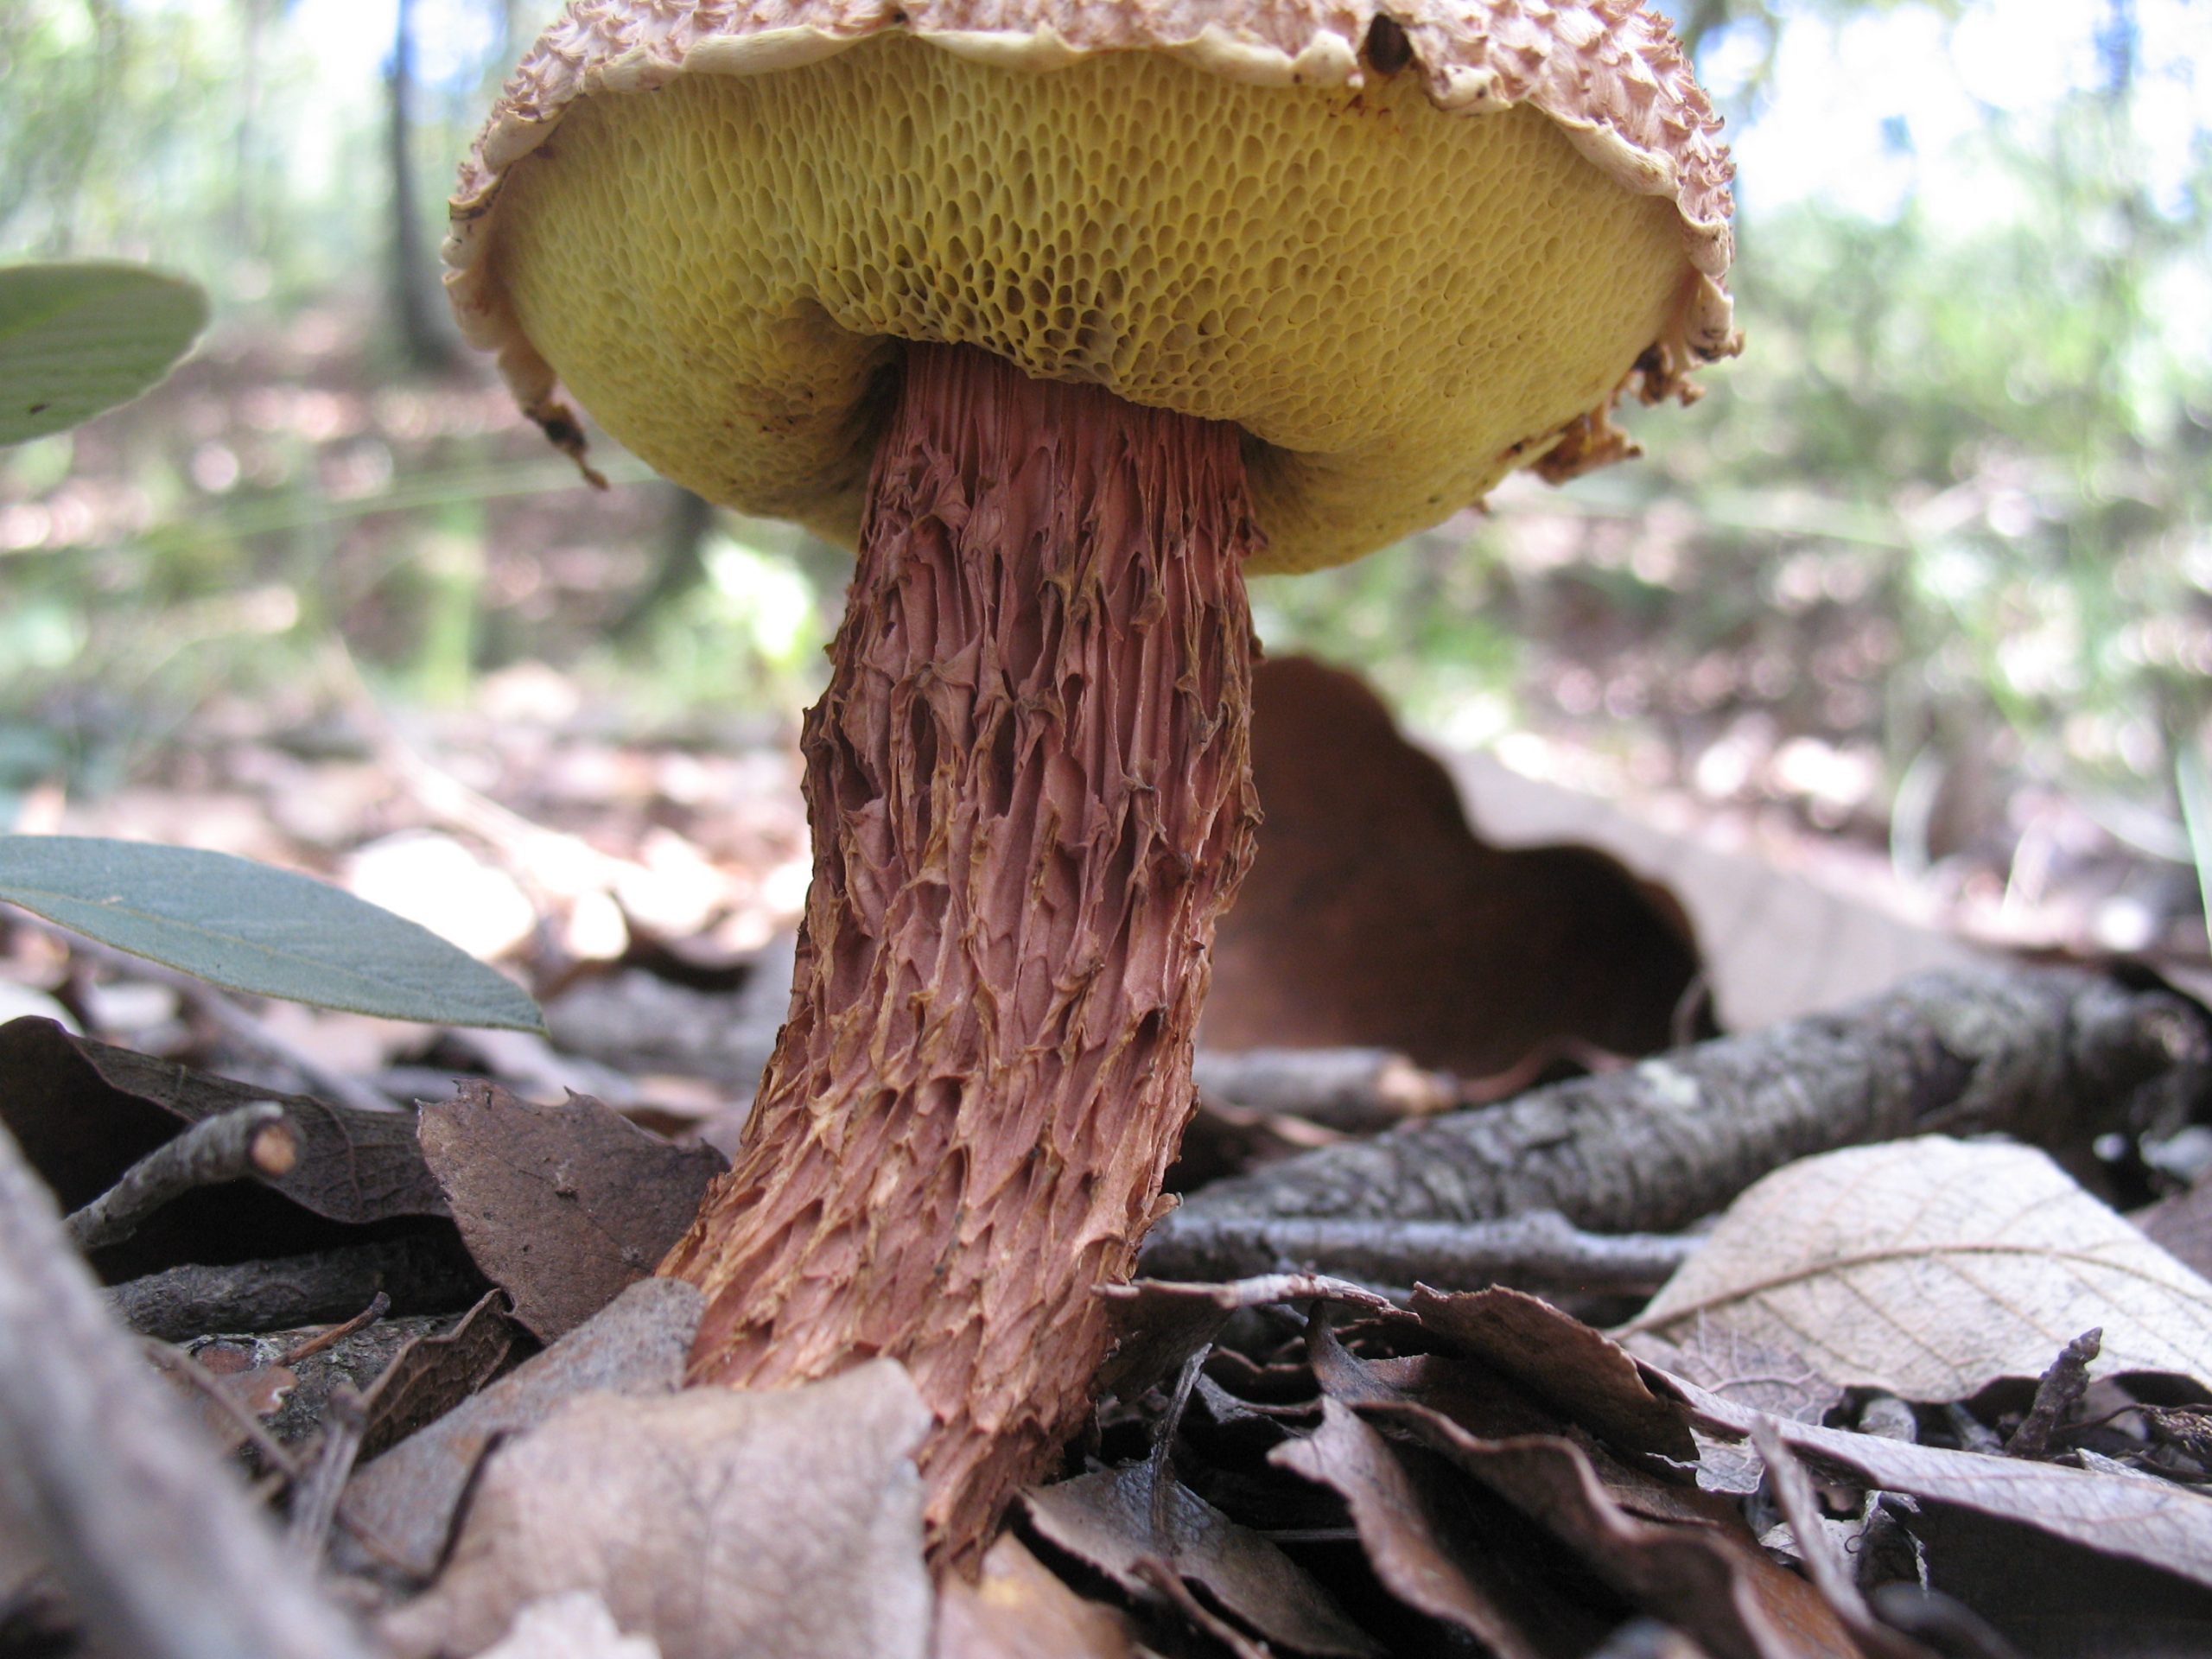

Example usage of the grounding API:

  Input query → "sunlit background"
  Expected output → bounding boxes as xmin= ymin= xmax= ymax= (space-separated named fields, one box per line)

xmin=2 ymin=0 xmax=2208 ymax=961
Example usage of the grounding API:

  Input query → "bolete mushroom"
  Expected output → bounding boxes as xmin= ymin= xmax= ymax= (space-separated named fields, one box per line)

xmin=448 ymin=0 xmax=1737 ymax=1567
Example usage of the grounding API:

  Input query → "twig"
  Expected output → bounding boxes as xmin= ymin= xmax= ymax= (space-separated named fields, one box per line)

xmin=1140 ymin=1211 xmax=1694 ymax=1293
xmin=277 ymin=1291 xmax=391 ymax=1366
xmin=288 ymin=1386 xmax=369 ymax=1559
xmin=2005 ymin=1329 xmax=2100 ymax=1460
xmin=106 ymin=1233 xmax=483 ymax=1342
xmin=39 ymin=920 xmax=399 ymax=1115
xmin=142 ymin=1340 xmax=303 ymax=1483
xmin=65 ymin=1102 xmax=298 ymax=1253
xmin=0 ymin=1117 xmax=373 ymax=1659
xmin=1173 ymin=966 xmax=2208 ymax=1237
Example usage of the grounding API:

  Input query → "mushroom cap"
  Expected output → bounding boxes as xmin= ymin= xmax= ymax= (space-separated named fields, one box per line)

xmin=448 ymin=1 xmax=1737 ymax=574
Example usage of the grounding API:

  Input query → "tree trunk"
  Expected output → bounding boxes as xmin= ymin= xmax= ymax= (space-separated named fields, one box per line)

xmin=386 ymin=0 xmax=458 ymax=372
xmin=662 ymin=342 xmax=1262 ymax=1567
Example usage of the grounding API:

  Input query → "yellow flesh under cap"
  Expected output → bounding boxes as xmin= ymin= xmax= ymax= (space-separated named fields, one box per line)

xmin=492 ymin=33 xmax=1692 ymax=573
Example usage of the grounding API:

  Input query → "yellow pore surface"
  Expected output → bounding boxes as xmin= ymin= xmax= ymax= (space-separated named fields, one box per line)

xmin=492 ymin=33 xmax=1692 ymax=573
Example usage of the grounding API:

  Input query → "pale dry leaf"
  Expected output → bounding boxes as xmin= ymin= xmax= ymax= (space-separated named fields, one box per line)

xmin=378 ymin=1361 xmax=931 ymax=1659
xmin=1629 ymin=1137 xmax=2212 ymax=1400
xmin=1 ymin=1486 xmax=47 ymax=1610
xmin=476 ymin=1592 xmax=662 ymax=1659
xmin=340 ymin=1278 xmax=701 ymax=1578
xmin=933 ymin=1535 xmax=1136 ymax=1659
xmin=1623 ymin=1325 xmax=1840 ymax=1497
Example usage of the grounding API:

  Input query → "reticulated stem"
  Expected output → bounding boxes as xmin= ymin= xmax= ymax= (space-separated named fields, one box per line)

xmin=661 ymin=341 xmax=1262 ymax=1567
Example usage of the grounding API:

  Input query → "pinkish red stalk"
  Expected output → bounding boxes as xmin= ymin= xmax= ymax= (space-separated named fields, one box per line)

xmin=662 ymin=341 xmax=1262 ymax=1566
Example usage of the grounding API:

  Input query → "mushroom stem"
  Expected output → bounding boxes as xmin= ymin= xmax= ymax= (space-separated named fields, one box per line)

xmin=661 ymin=341 xmax=1262 ymax=1567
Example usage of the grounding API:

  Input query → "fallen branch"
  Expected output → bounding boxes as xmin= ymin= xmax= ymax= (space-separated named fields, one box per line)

xmin=0 ymin=1117 xmax=372 ymax=1659
xmin=65 ymin=1101 xmax=298 ymax=1253
xmin=1138 ymin=1211 xmax=1694 ymax=1293
xmin=106 ymin=1233 xmax=482 ymax=1342
xmin=1164 ymin=966 xmax=2206 ymax=1239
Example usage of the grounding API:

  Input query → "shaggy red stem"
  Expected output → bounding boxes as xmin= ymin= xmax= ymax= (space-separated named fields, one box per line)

xmin=661 ymin=341 xmax=1262 ymax=1565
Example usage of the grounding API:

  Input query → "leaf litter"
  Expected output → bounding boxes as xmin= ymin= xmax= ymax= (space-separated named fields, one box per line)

xmin=15 ymin=678 xmax=2212 ymax=1658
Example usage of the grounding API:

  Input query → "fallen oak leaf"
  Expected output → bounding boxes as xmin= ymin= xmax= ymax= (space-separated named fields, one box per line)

xmin=353 ymin=1288 xmax=518 ymax=1461
xmin=1626 ymin=1138 xmax=2212 ymax=1401
xmin=416 ymin=1083 xmax=727 ymax=1341
xmin=378 ymin=1362 xmax=932 ymax=1659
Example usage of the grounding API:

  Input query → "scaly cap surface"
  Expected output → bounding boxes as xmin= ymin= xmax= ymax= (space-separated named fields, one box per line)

xmin=449 ymin=0 xmax=1738 ymax=572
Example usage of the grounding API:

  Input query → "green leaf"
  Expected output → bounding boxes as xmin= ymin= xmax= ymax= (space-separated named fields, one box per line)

xmin=2177 ymin=746 xmax=2212 ymax=942
xmin=0 ymin=836 xmax=543 ymax=1032
xmin=0 ymin=261 xmax=209 ymax=445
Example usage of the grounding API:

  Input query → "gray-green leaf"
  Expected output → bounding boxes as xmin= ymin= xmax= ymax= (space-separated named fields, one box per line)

xmin=0 ymin=262 xmax=209 ymax=445
xmin=0 ymin=836 xmax=543 ymax=1031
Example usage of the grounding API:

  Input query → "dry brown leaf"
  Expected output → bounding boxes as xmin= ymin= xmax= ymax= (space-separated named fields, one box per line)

xmin=1207 ymin=658 xmax=1705 ymax=1076
xmin=2135 ymin=1176 xmax=2212 ymax=1283
xmin=1367 ymin=1401 xmax=1864 ymax=1659
xmin=1272 ymin=1397 xmax=1595 ymax=1659
xmin=1409 ymin=1287 xmax=1697 ymax=1463
xmin=1890 ymin=1495 xmax=2212 ymax=1656
xmin=1022 ymin=1463 xmax=1381 ymax=1658
xmin=340 ymin=1279 xmax=701 ymax=1578
xmin=1444 ymin=753 xmax=1983 ymax=1033
xmin=417 ymin=1082 xmax=727 ymax=1340
xmin=1662 ymin=1368 xmax=2212 ymax=1594
xmin=354 ymin=1288 xmax=518 ymax=1460
xmin=378 ymin=1361 xmax=932 ymax=1659
xmin=933 ymin=1535 xmax=1137 ymax=1659
xmin=1097 ymin=1273 xmax=1396 ymax=1402
xmin=1630 ymin=1137 xmax=2212 ymax=1400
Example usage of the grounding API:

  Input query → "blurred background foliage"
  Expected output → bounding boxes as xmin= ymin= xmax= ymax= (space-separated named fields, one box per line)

xmin=1 ymin=0 xmax=2208 ymax=948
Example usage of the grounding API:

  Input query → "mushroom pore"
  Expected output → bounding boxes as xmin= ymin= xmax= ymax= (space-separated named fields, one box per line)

xmin=452 ymin=3 xmax=1736 ymax=1569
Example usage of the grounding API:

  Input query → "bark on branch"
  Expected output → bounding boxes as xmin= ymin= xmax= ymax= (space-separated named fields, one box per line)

xmin=1152 ymin=967 xmax=2205 ymax=1249
xmin=1136 ymin=1211 xmax=1695 ymax=1292
xmin=65 ymin=1101 xmax=297 ymax=1253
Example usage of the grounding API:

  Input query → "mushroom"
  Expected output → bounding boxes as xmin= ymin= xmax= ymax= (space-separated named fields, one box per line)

xmin=448 ymin=0 xmax=1738 ymax=1567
